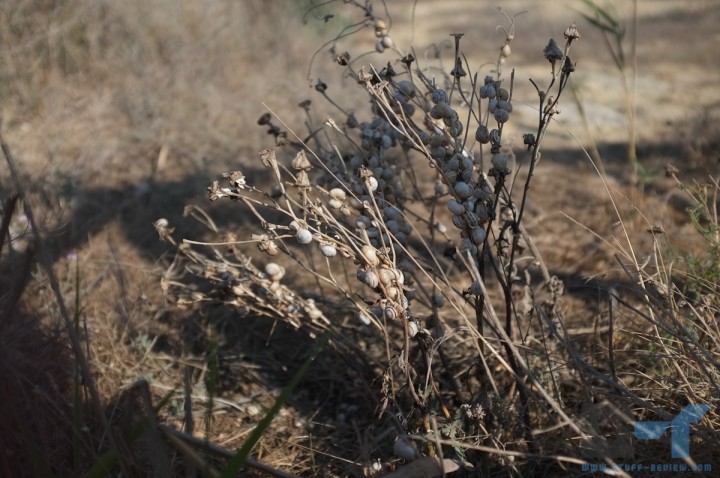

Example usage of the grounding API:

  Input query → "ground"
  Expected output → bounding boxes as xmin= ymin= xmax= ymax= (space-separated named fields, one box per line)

xmin=0 ymin=0 xmax=718 ymax=476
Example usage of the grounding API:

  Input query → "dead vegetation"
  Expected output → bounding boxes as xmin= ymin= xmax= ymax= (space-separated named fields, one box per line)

xmin=1 ymin=0 xmax=719 ymax=477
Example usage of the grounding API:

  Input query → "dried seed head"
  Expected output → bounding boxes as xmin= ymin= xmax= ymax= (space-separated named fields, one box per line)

xmin=295 ymin=170 xmax=311 ymax=188
xmin=543 ymin=38 xmax=564 ymax=64
xmin=257 ymin=113 xmax=272 ymax=125
xmin=564 ymin=22 xmax=581 ymax=41
xmin=292 ymin=150 xmax=312 ymax=170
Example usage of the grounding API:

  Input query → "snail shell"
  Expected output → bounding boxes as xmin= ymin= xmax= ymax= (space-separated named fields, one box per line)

xmin=357 ymin=267 xmax=379 ymax=289
xmin=296 ymin=228 xmax=313 ymax=244
xmin=320 ymin=244 xmax=338 ymax=257
xmin=264 ymin=263 xmax=286 ymax=282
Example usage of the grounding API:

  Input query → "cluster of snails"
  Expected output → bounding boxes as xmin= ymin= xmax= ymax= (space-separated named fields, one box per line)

xmin=355 ymin=243 xmax=411 ymax=325
xmin=373 ymin=18 xmax=394 ymax=53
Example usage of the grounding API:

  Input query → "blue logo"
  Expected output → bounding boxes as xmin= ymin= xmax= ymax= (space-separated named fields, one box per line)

xmin=634 ymin=405 xmax=711 ymax=459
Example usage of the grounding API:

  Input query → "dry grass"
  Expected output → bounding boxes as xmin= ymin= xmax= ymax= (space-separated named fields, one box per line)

xmin=1 ymin=0 xmax=719 ymax=477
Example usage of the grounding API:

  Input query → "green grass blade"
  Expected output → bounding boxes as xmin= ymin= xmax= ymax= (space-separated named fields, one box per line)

xmin=220 ymin=332 xmax=330 ymax=478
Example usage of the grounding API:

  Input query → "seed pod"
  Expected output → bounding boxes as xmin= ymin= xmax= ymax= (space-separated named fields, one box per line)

xmin=296 ymin=228 xmax=313 ymax=244
xmin=328 ymin=198 xmax=343 ymax=209
xmin=289 ymin=220 xmax=300 ymax=232
xmin=432 ymin=294 xmax=445 ymax=307
xmin=381 ymin=35 xmax=394 ymax=48
xmin=494 ymin=108 xmax=510 ymax=124
xmin=383 ymin=305 xmax=397 ymax=320
xmin=291 ymin=150 xmax=312 ymax=170
xmin=320 ymin=244 xmax=338 ymax=257
xmin=498 ymin=100 xmax=513 ymax=113
xmin=295 ymin=170 xmax=311 ymax=188
xmin=361 ymin=245 xmax=380 ymax=266
xmin=498 ymin=87 xmax=510 ymax=101
xmin=501 ymin=43 xmax=512 ymax=58
xmin=448 ymin=198 xmax=466 ymax=215
xmin=471 ymin=226 xmax=487 ymax=245
xmin=454 ymin=181 xmax=473 ymax=199
xmin=264 ymin=263 xmax=286 ymax=282
xmin=375 ymin=40 xmax=385 ymax=53
xmin=357 ymin=268 xmax=379 ymax=289
xmin=383 ymin=206 xmax=402 ymax=220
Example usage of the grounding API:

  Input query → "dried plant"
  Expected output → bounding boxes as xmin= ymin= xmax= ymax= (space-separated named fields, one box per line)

xmin=158 ymin=2 xmax=718 ymax=475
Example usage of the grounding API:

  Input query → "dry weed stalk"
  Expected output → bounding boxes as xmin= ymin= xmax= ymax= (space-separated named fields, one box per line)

xmin=159 ymin=2 xmax=717 ymax=475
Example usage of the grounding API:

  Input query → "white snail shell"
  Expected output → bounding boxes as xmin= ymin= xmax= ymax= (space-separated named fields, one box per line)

xmin=361 ymin=245 xmax=380 ymax=266
xmin=329 ymin=187 xmax=346 ymax=201
xmin=296 ymin=228 xmax=313 ymax=244
xmin=320 ymin=244 xmax=338 ymax=257
xmin=264 ymin=263 xmax=285 ymax=282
